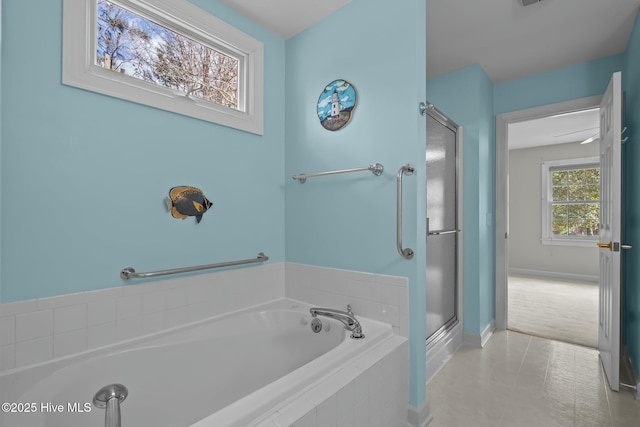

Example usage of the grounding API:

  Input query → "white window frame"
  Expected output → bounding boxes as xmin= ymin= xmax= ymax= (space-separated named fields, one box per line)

xmin=541 ymin=156 xmax=600 ymax=247
xmin=63 ymin=0 xmax=264 ymax=135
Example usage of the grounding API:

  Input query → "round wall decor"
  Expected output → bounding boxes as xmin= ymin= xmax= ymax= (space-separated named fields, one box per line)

xmin=317 ymin=79 xmax=357 ymax=131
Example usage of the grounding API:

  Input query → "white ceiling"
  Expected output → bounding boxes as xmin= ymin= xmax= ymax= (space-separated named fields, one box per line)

xmin=220 ymin=0 xmax=351 ymax=39
xmin=221 ymin=0 xmax=640 ymax=84
xmin=427 ymin=0 xmax=640 ymax=83
xmin=221 ymin=0 xmax=639 ymax=148
xmin=508 ymin=108 xmax=600 ymax=150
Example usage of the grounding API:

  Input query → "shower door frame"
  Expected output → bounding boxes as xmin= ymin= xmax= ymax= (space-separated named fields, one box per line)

xmin=425 ymin=105 xmax=464 ymax=350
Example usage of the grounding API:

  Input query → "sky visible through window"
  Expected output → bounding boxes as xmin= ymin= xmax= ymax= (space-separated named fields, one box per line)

xmin=96 ymin=0 xmax=239 ymax=109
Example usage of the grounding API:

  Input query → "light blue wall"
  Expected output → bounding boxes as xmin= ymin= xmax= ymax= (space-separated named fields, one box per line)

xmin=2 ymin=0 xmax=428 ymax=408
xmin=478 ymin=68 xmax=496 ymax=332
xmin=623 ymin=11 xmax=640 ymax=377
xmin=426 ymin=65 xmax=495 ymax=335
xmin=0 ymin=0 xmax=286 ymax=302
xmin=0 ymin=0 xmax=3 ymax=303
xmin=494 ymin=54 xmax=625 ymax=115
xmin=428 ymin=53 xmax=626 ymax=337
xmin=285 ymin=0 xmax=427 ymax=407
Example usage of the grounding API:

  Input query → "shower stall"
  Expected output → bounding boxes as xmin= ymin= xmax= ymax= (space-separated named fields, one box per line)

xmin=424 ymin=103 xmax=463 ymax=382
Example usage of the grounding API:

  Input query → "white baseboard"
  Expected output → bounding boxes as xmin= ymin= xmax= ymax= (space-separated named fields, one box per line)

xmin=509 ymin=268 xmax=598 ymax=283
xmin=407 ymin=401 xmax=432 ymax=427
xmin=622 ymin=346 xmax=640 ymax=400
xmin=463 ymin=320 xmax=495 ymax=349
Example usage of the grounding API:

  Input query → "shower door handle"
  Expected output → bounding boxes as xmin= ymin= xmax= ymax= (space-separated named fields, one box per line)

xmin=428 ymin=229 xmax=460 ymax=236
xmin=426 ymin=218 xmax=459 ymax=236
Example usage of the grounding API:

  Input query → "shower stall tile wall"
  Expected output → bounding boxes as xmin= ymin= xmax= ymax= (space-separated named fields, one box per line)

xmin=0 ymin=263 xmax=408 ymax=373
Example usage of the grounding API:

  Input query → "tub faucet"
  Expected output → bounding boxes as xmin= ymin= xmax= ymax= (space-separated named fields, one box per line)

xmin=310 ymin=305 xmax=365 ymax=339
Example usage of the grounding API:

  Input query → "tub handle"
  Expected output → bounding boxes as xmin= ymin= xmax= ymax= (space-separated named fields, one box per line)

xmin=93 ymin=384 xmax=128 ymax=427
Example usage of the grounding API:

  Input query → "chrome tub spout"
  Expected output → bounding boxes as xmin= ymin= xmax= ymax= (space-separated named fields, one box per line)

xmin=93 ymin=384 xmax=128 ymax=427
xmin=309 ymin=305 xmax=365 ymax=339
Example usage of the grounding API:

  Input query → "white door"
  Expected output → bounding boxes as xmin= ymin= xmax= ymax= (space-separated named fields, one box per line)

xmin=598 ymin=71 xmax=622 ymax=392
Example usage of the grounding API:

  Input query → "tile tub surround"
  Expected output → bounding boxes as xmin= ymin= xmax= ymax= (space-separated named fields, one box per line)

xmin=0 ymin=262 xmax=409 ymax=373
xmin=284 ymin=263 xmax=409 ymax=337
xmin=0 ymin=262 xmax=285 ymax=372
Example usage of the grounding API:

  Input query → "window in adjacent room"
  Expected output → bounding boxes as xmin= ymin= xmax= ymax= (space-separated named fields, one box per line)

xmin=541 ymin=157 xmax=600 ymax=246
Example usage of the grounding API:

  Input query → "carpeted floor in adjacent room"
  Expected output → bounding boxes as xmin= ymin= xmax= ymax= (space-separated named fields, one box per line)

xmin=508 ymin=274 xmax=598 ymax=348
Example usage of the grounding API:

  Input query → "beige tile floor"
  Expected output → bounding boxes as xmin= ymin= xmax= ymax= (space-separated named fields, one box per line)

xmin=427 ymin=330 xmax=640 ymax=427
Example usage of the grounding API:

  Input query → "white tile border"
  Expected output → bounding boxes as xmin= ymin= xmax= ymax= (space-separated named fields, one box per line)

xmin=0 ymin=262 xmax=409 ymax=373
xmin=0 ymin=263 xmax=285 ymax=372
xmin=284 ymin=263 xmax=409 ymax=337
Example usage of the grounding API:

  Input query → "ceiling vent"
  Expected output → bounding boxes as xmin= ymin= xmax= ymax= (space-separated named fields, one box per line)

xmin=521 ymin=0 xmax=542 ymax=6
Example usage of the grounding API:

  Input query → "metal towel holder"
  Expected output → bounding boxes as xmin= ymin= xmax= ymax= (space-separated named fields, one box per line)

xmin=120 ymin=252 xmax=268 ymax=280
xmin=292 ymin=163 xmax=384 ymax=184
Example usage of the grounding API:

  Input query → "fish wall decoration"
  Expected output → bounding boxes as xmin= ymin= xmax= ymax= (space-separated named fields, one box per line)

xmin=165 ymin=186 xmax=212 ymax=223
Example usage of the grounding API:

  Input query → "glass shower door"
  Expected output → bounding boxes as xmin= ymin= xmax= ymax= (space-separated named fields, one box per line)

xmin=426 ymin=110 xmax=459 ymax=344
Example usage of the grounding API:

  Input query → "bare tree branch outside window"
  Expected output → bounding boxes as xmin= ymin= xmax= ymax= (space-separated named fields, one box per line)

xmin=96 ymin=0 xmax=239 ymax=109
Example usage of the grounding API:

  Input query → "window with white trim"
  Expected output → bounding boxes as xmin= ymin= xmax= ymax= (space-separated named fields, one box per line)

xmin=541 ymin=157 xmax=600 ymax=246
xmin=63 ymin=0 xmax=264 ymax=135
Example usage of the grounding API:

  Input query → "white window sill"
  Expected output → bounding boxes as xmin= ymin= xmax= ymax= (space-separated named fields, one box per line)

xmin=62 ymin=0 xmax=264 ymax=135
xmin=540 ymin=238 xmax=598 ymax=248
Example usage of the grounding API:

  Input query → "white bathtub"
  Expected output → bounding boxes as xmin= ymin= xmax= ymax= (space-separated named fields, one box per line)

xmin=0 ymin=298 xmax=394 ymax=427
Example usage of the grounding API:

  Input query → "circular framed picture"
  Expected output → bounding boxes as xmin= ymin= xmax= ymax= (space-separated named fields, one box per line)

xmin=317 ymin=79 xmax=357 ymax=131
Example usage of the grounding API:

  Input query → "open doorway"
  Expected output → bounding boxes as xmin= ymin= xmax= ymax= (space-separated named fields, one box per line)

xmin=506 ymin=108 xmax=600 ymax=347
xmin=495 ymin=96 xmax=603 ymax=343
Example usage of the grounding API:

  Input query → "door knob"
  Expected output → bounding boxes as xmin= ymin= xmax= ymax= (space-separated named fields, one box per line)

xmin=597 ymin=241 xmax=612 ymax=250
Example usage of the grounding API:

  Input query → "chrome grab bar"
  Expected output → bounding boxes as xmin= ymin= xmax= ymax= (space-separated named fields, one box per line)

xmin=93 ymin=384 xmax=128 ymax=427
xmin=397 ymin=164 xmax=415 ymax=260
xmin=120 ymin=252 xmax=269 ymax=280
xmin=292 ymin=163 xmax=384 ymax=183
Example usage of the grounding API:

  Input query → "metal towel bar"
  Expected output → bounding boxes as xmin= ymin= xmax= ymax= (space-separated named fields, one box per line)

xmin=292 ymin=163 xmax=383 ymax=183
xmin=397 ymin=164 xmax=414 ymax=259
xmin=120 ymin=252 xmax=268 ymax=280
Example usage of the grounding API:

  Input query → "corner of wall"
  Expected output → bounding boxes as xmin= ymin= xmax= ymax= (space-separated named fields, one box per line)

xmin=407 ymin=400 xmax=433 ymax=427
xmin=0 ymin=0 xmax=3 ymax=303
xmin=623 ymin=345 xmax=640 ymax=400
xmin=622 ymin=5 xmax=640 ymax=378
xmin=462 ymin=318 xmax=495 ymax=349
